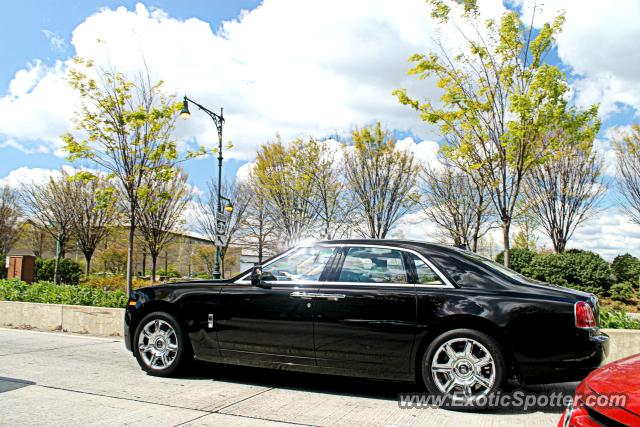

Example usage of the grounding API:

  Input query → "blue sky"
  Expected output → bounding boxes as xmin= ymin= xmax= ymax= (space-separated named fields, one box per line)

xmin=1 ymin=0 xmax=639 ymax=258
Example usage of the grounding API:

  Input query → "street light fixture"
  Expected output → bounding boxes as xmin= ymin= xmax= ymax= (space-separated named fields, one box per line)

xmin=180 ymin=95 xmax=225 ymax=280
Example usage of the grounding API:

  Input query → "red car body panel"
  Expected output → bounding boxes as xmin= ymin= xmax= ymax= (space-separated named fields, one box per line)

xmin=558 ymin=353 xmax=640 ymax=427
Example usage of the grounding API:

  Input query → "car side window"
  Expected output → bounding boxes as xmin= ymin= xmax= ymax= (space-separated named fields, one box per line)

xmin=338 ymin=247 xmax=408 ymax=284
xmin=262 ymin=246 xmax=334 ymax=282
xmin=410 ymin=253 xmax=444 ymax=286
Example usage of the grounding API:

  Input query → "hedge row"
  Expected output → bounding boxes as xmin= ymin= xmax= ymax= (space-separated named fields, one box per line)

xmin=496 ymin=249 xmax=639 ymax=296
xmin=0 ymin=279 xmax=127 ymax=308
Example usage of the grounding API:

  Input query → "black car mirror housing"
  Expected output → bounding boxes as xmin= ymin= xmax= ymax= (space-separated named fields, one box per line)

xmin=250 ymin=265 xmax=272 ymax=288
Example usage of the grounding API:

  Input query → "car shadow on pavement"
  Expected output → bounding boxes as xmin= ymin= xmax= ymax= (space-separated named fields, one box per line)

xmin=0 ymin=376 xmax=36 ymax=394
xmin=175 ymin=360 xmax=576 ymax=414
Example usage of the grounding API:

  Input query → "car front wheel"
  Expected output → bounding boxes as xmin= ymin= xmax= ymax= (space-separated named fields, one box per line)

xmin=421 ymin=328 xmax=505 ymax=409
xmin=133 ymin=311 xmax=191 ymax=376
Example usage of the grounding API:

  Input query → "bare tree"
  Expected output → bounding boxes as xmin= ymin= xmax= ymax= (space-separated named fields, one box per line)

xmin=194 ymin=179 xmax=251 ymax=278
xmin=614 ymin=125 xmax=640 ymax=224
xmin=136 ymin=172 xmax=190 ymax=282
xmin=525 ymin=138 xmax=606 ymax=253
xmin=238 ymin=172 xmax=278 ymax=264
xmin=24 ymin=222 xmax=48 ymax=258
xmin=420 ymin=163 xmax=493 ymax=251
xmin=0 ymin=186 xmax=23 ymax=278
xmin=68 ymin=176 xmax=119 ymax=275
xmin=22 ymin=174 xmax=75 ymax=284
xmin=343 ymin=123 xmax=419 ymax=238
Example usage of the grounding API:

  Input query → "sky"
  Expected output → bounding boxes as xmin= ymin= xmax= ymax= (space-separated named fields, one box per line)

xmin=1 ymin=0 xmax=639 ymax=259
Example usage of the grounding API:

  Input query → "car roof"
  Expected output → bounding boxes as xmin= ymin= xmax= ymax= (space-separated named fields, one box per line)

xmin=315 ymin=238 xmax=461 ymax=255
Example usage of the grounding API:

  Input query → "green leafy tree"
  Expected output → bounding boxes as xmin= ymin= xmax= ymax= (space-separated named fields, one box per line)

xmin=394 ymin=2 xmax=590 ymax=267
xmin=253 ymin=136 xmax=319 ymax=247
xmin=62 ymin=59 xmax=200 ymax=294
xmin=611 ymin=253 xmax=640 ymax=285
xmin=343 ymin=123 xmax=420 ymax=238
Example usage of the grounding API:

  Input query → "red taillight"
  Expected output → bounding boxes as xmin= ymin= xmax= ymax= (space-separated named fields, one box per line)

xmin=575 ymin=301 xmax=596 ymax=328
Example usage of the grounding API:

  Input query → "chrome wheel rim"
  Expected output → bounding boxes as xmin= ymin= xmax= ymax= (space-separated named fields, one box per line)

xmin=137 ymin=319 xmax=178 ymax=370
xmin=430 ymin=338 xmax=496 ymax=400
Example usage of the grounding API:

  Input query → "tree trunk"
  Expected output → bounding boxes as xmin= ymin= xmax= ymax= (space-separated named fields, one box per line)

xmin=84 ymin=252 xmax=93 ymax=276
xmin=126 ymin=216 xmax=135 ymax=296
xmin=53 ymin=235 xmax=62 ymax=285
xmin=151 ymin=254 xmax=158 ymax=283
xmin=53 ymin=254 xmax=60 ymax=285
xmin=502 ymin=220 xmax=511 ymax=268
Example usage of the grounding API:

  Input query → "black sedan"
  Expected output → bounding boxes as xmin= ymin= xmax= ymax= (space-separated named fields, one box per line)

xmin=124 ymin=239 xmax=608 ymax=404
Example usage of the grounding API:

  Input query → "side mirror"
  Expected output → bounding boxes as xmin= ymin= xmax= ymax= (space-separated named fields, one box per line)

xmin=250 ymin=265 xmax=262 ymax=287
xmin=250 ymin=265 xmax=275 ymax=288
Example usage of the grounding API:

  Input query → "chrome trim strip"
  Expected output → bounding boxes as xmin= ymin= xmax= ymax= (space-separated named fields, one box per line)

xmin=234 ymin=243 xmax=455 ymax=289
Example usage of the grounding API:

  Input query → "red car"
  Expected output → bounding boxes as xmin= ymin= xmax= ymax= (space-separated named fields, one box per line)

xmin=559 ymin=353 xmax=640 ymax=427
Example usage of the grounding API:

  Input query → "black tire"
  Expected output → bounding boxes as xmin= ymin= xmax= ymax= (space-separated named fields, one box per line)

xmin=133 ymin=311 xmax=193 ymax=377
xmin=420 ymin=328 xmax=505 ymax=410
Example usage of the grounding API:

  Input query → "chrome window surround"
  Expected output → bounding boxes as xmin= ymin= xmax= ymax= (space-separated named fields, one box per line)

xmin=234 ymin=243 xmax=455 ymax=289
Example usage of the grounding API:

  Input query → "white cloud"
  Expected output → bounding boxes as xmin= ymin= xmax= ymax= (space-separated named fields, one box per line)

xmin=521 ymin=0 xmax=640 ymax=116
xmin=235 ymin=162 xmax=254 ymax=182
xmin=42 ymin=30 xmax=67 ymax=52
xmin=0 ymin=166 xmax=63 ymax=188
xmin=0 ymin=60 xmax=75 ymax=152
xmin=0 ymin=1 xmax=458 ymax=160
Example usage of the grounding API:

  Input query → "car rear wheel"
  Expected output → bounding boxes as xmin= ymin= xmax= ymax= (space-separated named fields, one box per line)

xmin=421 ymin=328 xmax=505 ymax=409
xmin=133 ymin=312 xmax=191 ymax=377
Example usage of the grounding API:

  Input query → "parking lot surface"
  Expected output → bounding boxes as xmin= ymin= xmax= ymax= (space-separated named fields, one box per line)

xmin=0 ymin=328 xmax=574 ymax=426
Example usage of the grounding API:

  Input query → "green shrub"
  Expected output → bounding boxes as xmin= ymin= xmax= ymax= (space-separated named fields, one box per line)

xmin=0 ymin=279 xmax=127 ymax=308
xmin=34 ymin=258 xmax=83 ymax=286
xmin=611 ymin=253 xmax=640 ymax=285
xmin=600 ymin=308 xmax=640 ymax=329
xmin=157 ymin=267 xmax=180 ymax=278
xmin=610 ymin=282 xmax=637 ymax=303
xmin=526 ymin=251 xmax=612 ymax=295
xmin=193 ymin=272 xmax=211 ymax=279
xmin=495 ymin=248 xmax=537 ymax=275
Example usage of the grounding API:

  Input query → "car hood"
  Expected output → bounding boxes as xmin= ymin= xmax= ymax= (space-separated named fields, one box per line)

xmin=586 ymin=353 xmax=640 ymax=415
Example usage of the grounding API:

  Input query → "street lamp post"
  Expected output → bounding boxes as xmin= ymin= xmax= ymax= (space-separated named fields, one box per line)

xmin=180 ymin=96 xmax=225 ymax=279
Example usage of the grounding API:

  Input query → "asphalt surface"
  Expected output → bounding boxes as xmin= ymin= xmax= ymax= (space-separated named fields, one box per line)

xmin=0 ymin=328 xmax=575 ymax=426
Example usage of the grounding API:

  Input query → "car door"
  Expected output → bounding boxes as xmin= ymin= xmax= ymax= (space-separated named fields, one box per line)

xmin=215 ymin=245 xmax=336 ymax=366
xmin=312 ymin=245 xmax=418 ymax=378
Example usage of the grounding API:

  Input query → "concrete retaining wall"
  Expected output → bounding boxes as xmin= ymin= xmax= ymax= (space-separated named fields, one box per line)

xmin=0 ymin=301 xmax=124 ymax=337
xmin=603 ymin=328 xmax=640 ymax=363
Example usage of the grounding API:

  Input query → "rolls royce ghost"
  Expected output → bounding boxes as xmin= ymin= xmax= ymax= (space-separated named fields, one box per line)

xmin=124 ymin=240 xmax=608 ymax=404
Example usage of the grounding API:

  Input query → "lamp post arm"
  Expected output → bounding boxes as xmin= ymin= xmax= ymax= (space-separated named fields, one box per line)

xmin=184 ymin=96 xmax=224 ymax=131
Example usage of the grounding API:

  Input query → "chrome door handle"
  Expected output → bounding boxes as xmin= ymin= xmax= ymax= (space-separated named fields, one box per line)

xmin=290 ymin=291 xmax=345 ymax=301
xmin=313 ymin=293 xmax=346 ymax=301
xmin=290 ymin=291 xmax=314 ymax=299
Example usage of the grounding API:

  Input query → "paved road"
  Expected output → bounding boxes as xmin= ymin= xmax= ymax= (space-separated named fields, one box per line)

xmin=0 ymin=328 xmax=574 ymax=426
